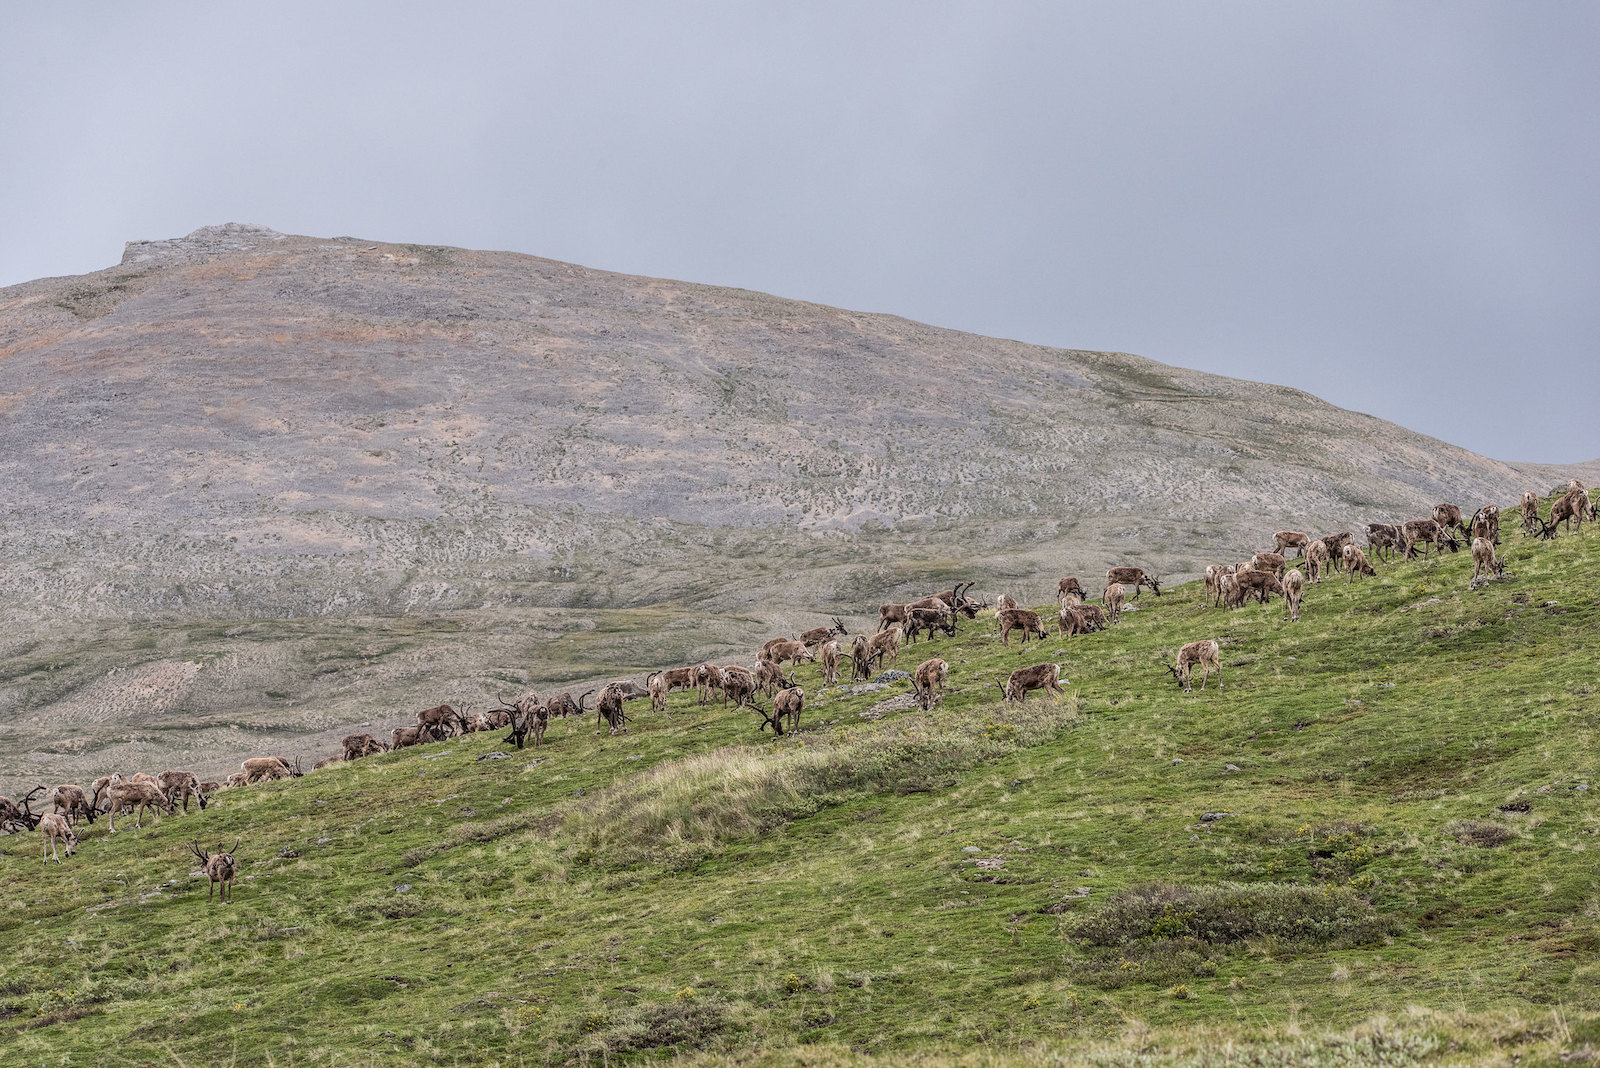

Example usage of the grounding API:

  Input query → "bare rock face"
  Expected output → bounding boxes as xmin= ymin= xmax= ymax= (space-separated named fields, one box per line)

xmin=121 ymin=223 xmax=287 ymax=268
xmin=0 ymin=225 xmax=1591 ymax=789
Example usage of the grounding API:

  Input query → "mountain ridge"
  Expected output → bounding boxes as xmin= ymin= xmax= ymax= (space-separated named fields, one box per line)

xmin=0 ymin=224 xmax=1593 ymax=788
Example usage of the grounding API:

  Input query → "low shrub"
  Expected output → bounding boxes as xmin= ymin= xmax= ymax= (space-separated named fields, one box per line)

xmin=572 ymin=996 xmax=730 ymax=1056
xmin=1072 ymin=940 xmax=1217 ymax=990
xmin=1448 ymin=819 xmax=1515 ymax=847
xmin=1073 ymin=882 xmax=1392 ymax=948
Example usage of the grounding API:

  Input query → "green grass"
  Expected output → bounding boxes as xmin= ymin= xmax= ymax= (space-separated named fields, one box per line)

xmin=2 ymin=521 xmax=1598 ymax=1066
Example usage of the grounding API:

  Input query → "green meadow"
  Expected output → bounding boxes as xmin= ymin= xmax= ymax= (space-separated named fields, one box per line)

xmin=2 ymin=512 xmax=1597 ymax=1067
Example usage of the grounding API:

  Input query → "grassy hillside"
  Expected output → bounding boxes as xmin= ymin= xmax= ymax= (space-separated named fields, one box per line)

xmin=2 ymin=513 xmax=1598 ymax=1067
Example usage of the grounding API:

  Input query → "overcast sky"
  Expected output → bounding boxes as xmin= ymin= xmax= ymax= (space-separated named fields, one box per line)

xmin=3 ymin=3 xmax=1595 ymax=462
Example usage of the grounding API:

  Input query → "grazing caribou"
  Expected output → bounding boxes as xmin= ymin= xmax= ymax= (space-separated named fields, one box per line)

xmin=998 ymin=663 xmax=1065 ymax=703
xmin=912 ymin=658 xmax=949 ymax=710
xmin=1105 ymin=567 xmax=1160 ymax=599
xmin=998 ymin=608 xmax=1048 ymax=647
xmin=1166 ymin=640 xmax=1222 ymax=693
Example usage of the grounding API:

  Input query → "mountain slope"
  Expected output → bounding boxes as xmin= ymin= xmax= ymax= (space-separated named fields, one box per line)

xmin=1 ymin=514 xmax=1597 ymax=1065
xmin=0 ymin=223 xmax=1592 ymax=788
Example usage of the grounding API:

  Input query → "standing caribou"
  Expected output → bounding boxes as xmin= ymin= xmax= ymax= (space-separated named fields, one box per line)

xmin=189 ymin=838 xmax=241 ymax=903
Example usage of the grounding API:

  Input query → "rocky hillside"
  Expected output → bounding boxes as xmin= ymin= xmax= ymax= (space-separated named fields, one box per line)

xmin=0 ymin=223 xmax=1591 ymax=789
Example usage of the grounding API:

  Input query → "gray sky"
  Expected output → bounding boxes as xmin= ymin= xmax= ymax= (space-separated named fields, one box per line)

xmin=3 ymin=2 xmax=1595 ymax=462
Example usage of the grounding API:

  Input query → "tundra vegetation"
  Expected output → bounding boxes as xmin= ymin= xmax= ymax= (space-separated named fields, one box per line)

xmin=0 ymin=503 xmax=1598 ymax=1066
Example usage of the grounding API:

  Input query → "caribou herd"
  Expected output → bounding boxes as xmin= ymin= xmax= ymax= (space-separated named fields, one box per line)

xmin=3 ymin=482 xmax=1591 ymax=886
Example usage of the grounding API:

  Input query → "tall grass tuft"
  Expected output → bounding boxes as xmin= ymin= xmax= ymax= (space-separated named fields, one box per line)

xmin=565 ymin=697 xmax=1078 ymax=869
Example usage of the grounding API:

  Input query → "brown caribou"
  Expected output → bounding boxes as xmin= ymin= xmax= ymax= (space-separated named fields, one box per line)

xmin=1272 ymin=531 xmax=1311 ymax=557
xmin=189 ymin=838 xmax=241 ymax=903
xmin=912 ymin=658 xmax=949 ymax=710
xmin=721 ymin=666 xmax=759 ymax=709
xmin=1365 ymin=523 xmax=1400 ymax=562
xmin=342 ymin=734 xmax=387 ymax=762
xmin=1520 ymin=491 xmax=1541 ymax=537
xmin=1471 ymin=536 xmax=1504 ymax=580
xmin=1470 ymin=505 xmax=1501 ymax=545
xmin=1342 ymin=544 xmax=1376 ymax=580
xmin=998 ymin=608 xmax=1049 ymax=647
xmin=1058 ymin=603 xmax=1107 ymax=636
xmin=1105 ymin=567 xmax=1160 ymax=599
xmin=1166 ymin=640 xmax=1222 ymax=693
xmin=1249 ymin=552 xmax=1287 ymax=576
xmin=50 ymin=785 xmax=94 ymax=827
xmin=998 ymin=662 xmax=1065 ymax=703
xmin=904 ymin=605 xmax=957 ymax=643
xmin=1283 ymin=568 xmax=1305 ymax=623
xmin=818 ymin=639 xmax=843 ymax=686
xmin=1433 ymin=503 xmax=1468 ymax=539
xmin=1104 ymin=582 xmax=1125 ymax=624
xmin=799 ymin=618 xmax=848 ymax=647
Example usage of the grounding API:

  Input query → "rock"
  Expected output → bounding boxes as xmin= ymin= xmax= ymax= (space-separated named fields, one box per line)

xmin=394 ymin=884 xmax=412 ymax=893
xmin=872 ymin=670 xmax=912 ymax=683
xmin=850 ymin=683 xmax=887 ymax=695
xmin=122 ymin=223 xmax=287 ymax=268
xmin=1224 ymin=763 xmax=1241 ymax=772
xmin=962 ymin=846 xmax=981 ymax=852
xmin=1200 ymin=812 xmax=1230 ymax=822
xmin=475 ymin=751 xmax=508 ymax=761
xmin=866 ymin=694 xmax=918 ymax=717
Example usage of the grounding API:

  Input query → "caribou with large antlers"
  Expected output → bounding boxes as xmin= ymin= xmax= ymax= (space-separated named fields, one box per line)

xmin=1 ymin=787 xmax=47 ymax=833
xmin=799 ymin=618 xmax=849 ymax=647
xmin=189 ymin=838 xmax=241 ymax=903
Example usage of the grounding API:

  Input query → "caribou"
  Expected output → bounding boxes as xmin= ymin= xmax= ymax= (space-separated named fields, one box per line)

xmin=1105 ymin=567 xmax=1161 ymax=599
xmin=189 ymin=838 xmax=241 ymax=903
xmin=1166 ymin=640 xmax=1222 ymax=693
xmin=998 ymin=608 xmax=1049 ymax=647
xmin=998 ymin=663 xmax=1065 ymax=703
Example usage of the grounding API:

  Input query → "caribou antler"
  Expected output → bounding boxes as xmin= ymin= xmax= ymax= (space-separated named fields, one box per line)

xmin=188 ymin=839 xmax=211 ymax=864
